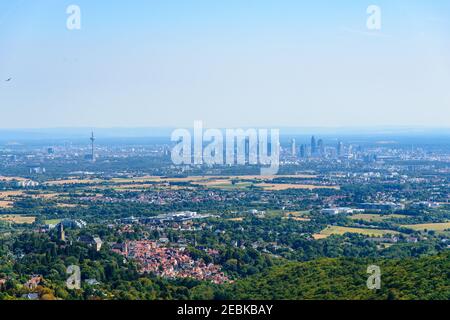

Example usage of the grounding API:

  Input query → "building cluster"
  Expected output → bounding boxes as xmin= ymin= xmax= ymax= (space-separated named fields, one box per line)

xmin=321 ymin=202 xmax=408 ymax=215
xmin=321 ymin=207 xmax=363 ymax=215
xmin=28 ymin=166 xmax=46 ymax=175
xmin=289 ymin=136 xmax=346 ymax=160
xmin=116 ymin=240 xmax=230 ymax=284
xmin=120 ymin=211 xmax=213 ymax=226
xmin=359 ymin=202 xmax=405 ymax=211
xmin=80 ymin=189 xmax=232 ymax=206
xmin=16 ymin=180 xmax=39 ymax=188
xmin=44 ymin=219 xmax=87 ymax=232
xmin=24 ymin=275 xmax=42 ymax=290
xmin=140 ymin=211 xmax=211 ymax=224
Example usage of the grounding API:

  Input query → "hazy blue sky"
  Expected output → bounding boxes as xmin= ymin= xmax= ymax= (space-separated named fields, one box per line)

xmin=0 ymin=0 xmax=449 ymax=128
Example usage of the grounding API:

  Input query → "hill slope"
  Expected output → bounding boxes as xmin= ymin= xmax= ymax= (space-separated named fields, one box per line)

xmin=224 ymin=252 xmax=450 ymax=300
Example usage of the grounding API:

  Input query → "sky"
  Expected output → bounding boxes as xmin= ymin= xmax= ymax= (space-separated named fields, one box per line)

xmin=0 ymin=0 xmax=449 ymax=129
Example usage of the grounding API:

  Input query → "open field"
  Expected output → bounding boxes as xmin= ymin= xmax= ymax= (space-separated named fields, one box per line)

xmin=44 ymin=178 xmax=103 ymax=186
xmin=45 ymin=174 xmax=318 ymax=186
xmin=0 ymin=191 xmax=24 ymax=199
xmin=282 ymin=211 xmax=311 ymax=221
xmin=111 ymin=183 xmax=160 ymax=190
xmin=210 ymin=183 xmax=253 ymax=190
xmin=255 ymin=183 xmax=339 ymax=191
xmin=43 ymin=175 xmax=328 ymax=196
xmin=193 ymin=179 xmax=253 ymax=190
xmin=289 ymin=217 xmax=311 ymax=221
xmin=0 ymin=176 xmax=28 ymax=182
xmin=226 ymin=217 xmax=245 ymax=222
xmin=314 ymin=226 xmax=401 ymax=239
xmin=284 ymin=211 xmax=311 ymax=217
xmin=43 ymin=219 xmax=62 ymax=225
xmin=45 ymin=175 xmax=323 ymax=191
xmin=0 ymin=215 xmax=36 ymax=224
xmin=312 ymin=234 xmax=329 ymax=240
xmin=56 ymin=203 xmax=80 ymax=208
xmin=31 ymin=192 xmax=61 ymax=199
xmin=402 ymin=222 xmax=450 ymax=233
xmin=0 ymin=201 xmax=13 ymax=208
xmin=349 ymin=214 xmax=408 ymax=222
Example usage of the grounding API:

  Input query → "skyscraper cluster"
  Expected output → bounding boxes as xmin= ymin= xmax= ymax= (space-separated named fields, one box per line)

xmin=294 ymin=136 xmax=345 ymax=159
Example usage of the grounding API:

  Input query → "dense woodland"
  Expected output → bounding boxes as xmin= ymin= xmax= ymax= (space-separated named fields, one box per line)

xmin=1 ymin=231 xmax=448 ymax=300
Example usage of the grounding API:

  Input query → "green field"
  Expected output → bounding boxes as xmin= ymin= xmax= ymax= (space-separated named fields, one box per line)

xmin=402 ymin=222 xmax=450 ymax=233
xmin=349 ymin=214 xmax=408 ymax=222
xmin=43 ymin=219 xmax=62 ymax=225
xmin=315 ymin=226 xmax=401 ymax=239
xmin=210 ymin=182 xmax=253 ymax=190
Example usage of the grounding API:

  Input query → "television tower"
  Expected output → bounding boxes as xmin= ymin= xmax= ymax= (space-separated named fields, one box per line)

xmin=90 ymin=131 xmax=95 ymax=162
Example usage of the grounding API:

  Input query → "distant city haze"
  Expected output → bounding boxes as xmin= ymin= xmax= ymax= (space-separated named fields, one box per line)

xmin=1 ymin=0 xmax=450 ymax=129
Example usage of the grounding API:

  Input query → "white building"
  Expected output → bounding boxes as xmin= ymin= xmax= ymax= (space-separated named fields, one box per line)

xmin=321 ymin=207 xmax=361 ymax=215
xmin=16 ymin=180 xmax=39 ymax=188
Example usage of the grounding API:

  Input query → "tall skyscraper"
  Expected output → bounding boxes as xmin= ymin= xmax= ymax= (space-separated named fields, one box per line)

xmin=300 ymin=144 xmax=306 ymax=158
xmin=317 ymin=139 xmax=324 ymax=157
xmin=311 ymin=136 xmax=317 ymax=155
xmin=245 ymin=137 xmax=250 ymax=164
xmin=337 ymin=141 xmax=343 ymax=157
xmin=291 ymin=138 xmax=296 ymax=157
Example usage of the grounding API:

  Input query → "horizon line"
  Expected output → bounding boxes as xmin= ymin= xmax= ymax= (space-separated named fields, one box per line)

xmin=1 ymin=125 xmax=450 ymax=131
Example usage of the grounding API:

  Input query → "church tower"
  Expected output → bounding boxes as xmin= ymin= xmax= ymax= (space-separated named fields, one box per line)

xmin=58 ymin=223 xmax=66 ymax=242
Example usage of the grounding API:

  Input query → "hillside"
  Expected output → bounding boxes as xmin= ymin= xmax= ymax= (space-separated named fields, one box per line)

xmin=224 ymin=252 xmax=450 ymax=300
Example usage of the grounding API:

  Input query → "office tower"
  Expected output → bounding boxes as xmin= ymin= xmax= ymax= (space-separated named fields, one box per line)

xmin=291 ymin=138 xmax=296 ymax=156
xmin=348 ymin=145 xmax=353 ymax=157
xmin=317 ymin=139 xmax=324 ymax=156
xmin=337 ymin=141 xmax=343 ymax=157
xmin=245 ymin=138 xmax=250 ymax=164
xmin=300 ymin=144 xmax=306 ymax=158
xmin=311 ymin=136 xmax=317 ymax=155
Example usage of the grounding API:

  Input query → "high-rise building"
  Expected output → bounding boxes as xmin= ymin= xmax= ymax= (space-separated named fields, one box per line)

xmin=244 ymin=137 xmax=250 ymax=164
xmin=348 ymin=145 xmax=353 ymax=157
xmin=291 ymin=138 xmax=296 ymax=157
xmin=317 ymin=139 xmax=324 ymax=156
xmin=337 ymin=141 xmax=343 ymax=157
xmin=311 ymin=136 xmax=317 ymax=155
xmin=300 ymin=144 xmax=306 ymax=158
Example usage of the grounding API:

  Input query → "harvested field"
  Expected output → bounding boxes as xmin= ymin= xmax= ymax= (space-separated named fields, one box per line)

xmin=314 ymin=226 xmax=401 ymax=239
xmin=0 ymin=215 xmax=36 ymax=224
xmin=255 ymin=183 xmax=339 ymax=191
